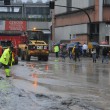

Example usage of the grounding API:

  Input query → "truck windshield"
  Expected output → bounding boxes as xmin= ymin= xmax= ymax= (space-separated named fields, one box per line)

xmin=0 ymin=41 xmax=13 ymax=47
xmin=27 ymin=31 xmax=44 ymax=40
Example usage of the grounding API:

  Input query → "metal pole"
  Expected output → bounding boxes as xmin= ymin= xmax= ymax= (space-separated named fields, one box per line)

xmin=55 ymin=5 xmax=92 ymax=43
xmin=51 ymin=9 xmax=55 ymax=42
xmin=55 ymin=5 xmax=91 ymax=24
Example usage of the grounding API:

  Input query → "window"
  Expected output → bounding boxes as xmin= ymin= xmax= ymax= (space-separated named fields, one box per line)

xmin=103 ymin=0 xmax=110 ymax=5
xmin=90 ymin=23 xmax=99 ymax=34
xmin=105 ymin=36 xmax=109 ymax=43
xmin=67 ymin=0 xmax=72 ymax=12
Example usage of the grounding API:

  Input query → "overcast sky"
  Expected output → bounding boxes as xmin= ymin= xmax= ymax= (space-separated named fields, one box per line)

xmin=22 ymin=0 xmax=47 ymax=3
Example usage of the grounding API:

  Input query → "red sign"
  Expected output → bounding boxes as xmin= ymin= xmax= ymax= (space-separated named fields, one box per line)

xmin=5 ymin=21 xmax=27 ymax=31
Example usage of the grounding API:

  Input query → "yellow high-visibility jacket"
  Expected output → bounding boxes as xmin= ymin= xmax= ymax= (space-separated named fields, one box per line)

xmin=0 ymin=48 xmax=14 ymax=66
xmin=54 ymin=45 xmax=59 ymax=52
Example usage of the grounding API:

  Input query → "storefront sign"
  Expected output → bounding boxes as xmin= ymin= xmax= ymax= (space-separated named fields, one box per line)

xmin=5 ymin=20 xmax=27 ymax=31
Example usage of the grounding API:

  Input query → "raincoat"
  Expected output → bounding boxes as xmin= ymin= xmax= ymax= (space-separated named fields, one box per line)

xmin=0 ymin=48 xmax=14 ymax=66
xmin=54 ymin=45 xmax=59 ymax=52
xmin=54 ymin=45 xmax=60 ymax=58
xmin=0 ymin=48 xmax=14 ymax=77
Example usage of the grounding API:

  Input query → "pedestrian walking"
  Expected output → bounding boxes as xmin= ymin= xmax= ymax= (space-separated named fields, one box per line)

xmin=91 ymin=47 xmax=97 ymax=63
xmin=82 ymin=43 xmax=88 ymax=57
xmin=68 ymin=47 xmax=73 ymax=59
xmin=96 ymin=45 xmax=100 ymax=58
xmin=0 ymin=46 xmax=14 ymax=77
xmin=72 ymin=45 xmax=80 ymax=62
xmin=60 ymin=45 xmax=68 ymax=61
xmin=102 ymin=47 xmax=109 ymax=64
xmin=54 ymin=45 xmax=60 ymax=58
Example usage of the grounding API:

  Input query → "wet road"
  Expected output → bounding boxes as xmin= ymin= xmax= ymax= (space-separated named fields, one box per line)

xmin=0 ymin=55 xmax=110 ymax=110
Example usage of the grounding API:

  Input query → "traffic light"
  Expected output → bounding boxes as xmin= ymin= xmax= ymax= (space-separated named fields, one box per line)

xmin=49 ymin=1 xmax=55 ymax=9
xmin=4 ymin=0 xmax=10 ymax=5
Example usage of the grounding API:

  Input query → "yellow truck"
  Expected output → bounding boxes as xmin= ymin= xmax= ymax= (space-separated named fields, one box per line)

xmin=19 ymin=29 xmax=49 ymax=61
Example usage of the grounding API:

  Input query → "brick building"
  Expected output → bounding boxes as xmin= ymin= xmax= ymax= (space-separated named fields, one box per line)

xmin=54 ymin=0 xmax=110 ymax=44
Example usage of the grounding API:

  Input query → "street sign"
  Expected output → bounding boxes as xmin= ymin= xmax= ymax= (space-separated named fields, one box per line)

xmin=72 ymin=35 xmax=76 ymax=39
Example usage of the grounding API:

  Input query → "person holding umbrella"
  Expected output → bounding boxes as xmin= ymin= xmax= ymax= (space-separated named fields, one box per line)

xmin=88 ymin=42 xmax=99 ymax=57
xmin=102 ymin=47 xmax=109 ymax=64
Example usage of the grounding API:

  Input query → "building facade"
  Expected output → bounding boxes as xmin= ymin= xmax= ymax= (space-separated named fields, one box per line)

xmin=0 ymin=2 xmax=52 ymax=48
xmin=54 ymin=0 xmax=110 ymax=44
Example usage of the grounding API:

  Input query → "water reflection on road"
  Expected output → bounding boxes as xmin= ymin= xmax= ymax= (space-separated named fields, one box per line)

xmin=12 ymin=57 xmax=110 ymax=110
xmin=25 ymin=57 xmax=110 ymax=90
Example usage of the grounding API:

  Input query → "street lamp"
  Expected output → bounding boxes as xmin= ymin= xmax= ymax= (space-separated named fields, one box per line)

xmin=49 ymin=0 xmax=55 ymax=42
xmin=49 ymin=1 xmax=92 ymax=43
xmin=49 ymin=0 xmax=55 ymax=9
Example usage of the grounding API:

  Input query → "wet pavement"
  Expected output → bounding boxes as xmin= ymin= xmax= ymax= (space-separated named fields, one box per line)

xmin=0 ymin=55 xmax=110 ymax=110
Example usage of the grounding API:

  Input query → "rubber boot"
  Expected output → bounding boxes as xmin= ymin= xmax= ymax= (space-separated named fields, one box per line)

xmin=5 ymin=69 xmax=11 ymax=77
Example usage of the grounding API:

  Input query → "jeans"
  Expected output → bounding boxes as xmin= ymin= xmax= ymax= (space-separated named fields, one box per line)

xmin=74 ymin=54 xmax=80 ymax=62
xmin=102 ymin=55 xmax=108 ymax=63
xmin=69 ymin=53 xmax=73 ymax=59
xmin=83 ymin=50 xmax=87 ymax=57
xmin=92 ymin=53 xmax=96 ymax=62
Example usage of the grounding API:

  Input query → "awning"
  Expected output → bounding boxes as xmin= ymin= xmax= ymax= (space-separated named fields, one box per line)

xmin=100 ymin=41 xmax=108 ymax=45
xmin=42 ymin=30 xmax=51 ymax=34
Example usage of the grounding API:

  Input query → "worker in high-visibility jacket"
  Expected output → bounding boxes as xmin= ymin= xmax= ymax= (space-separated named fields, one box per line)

xmin=54 ymin=45 xmax=60 ymax=58
xmin=0 ymin=46 xmax=14 ymax=77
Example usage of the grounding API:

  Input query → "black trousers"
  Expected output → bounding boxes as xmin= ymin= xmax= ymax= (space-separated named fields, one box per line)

xmin=55 ymin=52 xmax=59 ymax=58
xmin=0 ymin=63 xmax=9 ymax=69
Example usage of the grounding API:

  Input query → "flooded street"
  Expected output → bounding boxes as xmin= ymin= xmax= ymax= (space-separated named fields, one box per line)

xmin=0 ymin=55 xmax=110 ymax=110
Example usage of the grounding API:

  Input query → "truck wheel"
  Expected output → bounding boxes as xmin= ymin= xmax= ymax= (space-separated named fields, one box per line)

xmin=44 ymin=56 xmax=48 ymax=61
xmin=25 ymin=55 xmax=30 ymax=61
xmin=38 ymin=56 xmax=41 ymax=61
xmin=18 ymin=48 xmax=21 ymax=57
xmin=24 ymin=52 xmax=30 ymax=61
xmin=21 ymin=51 xmax=25 ymax=60
xmin=14 ymin=56 xmax=18 ymax=64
